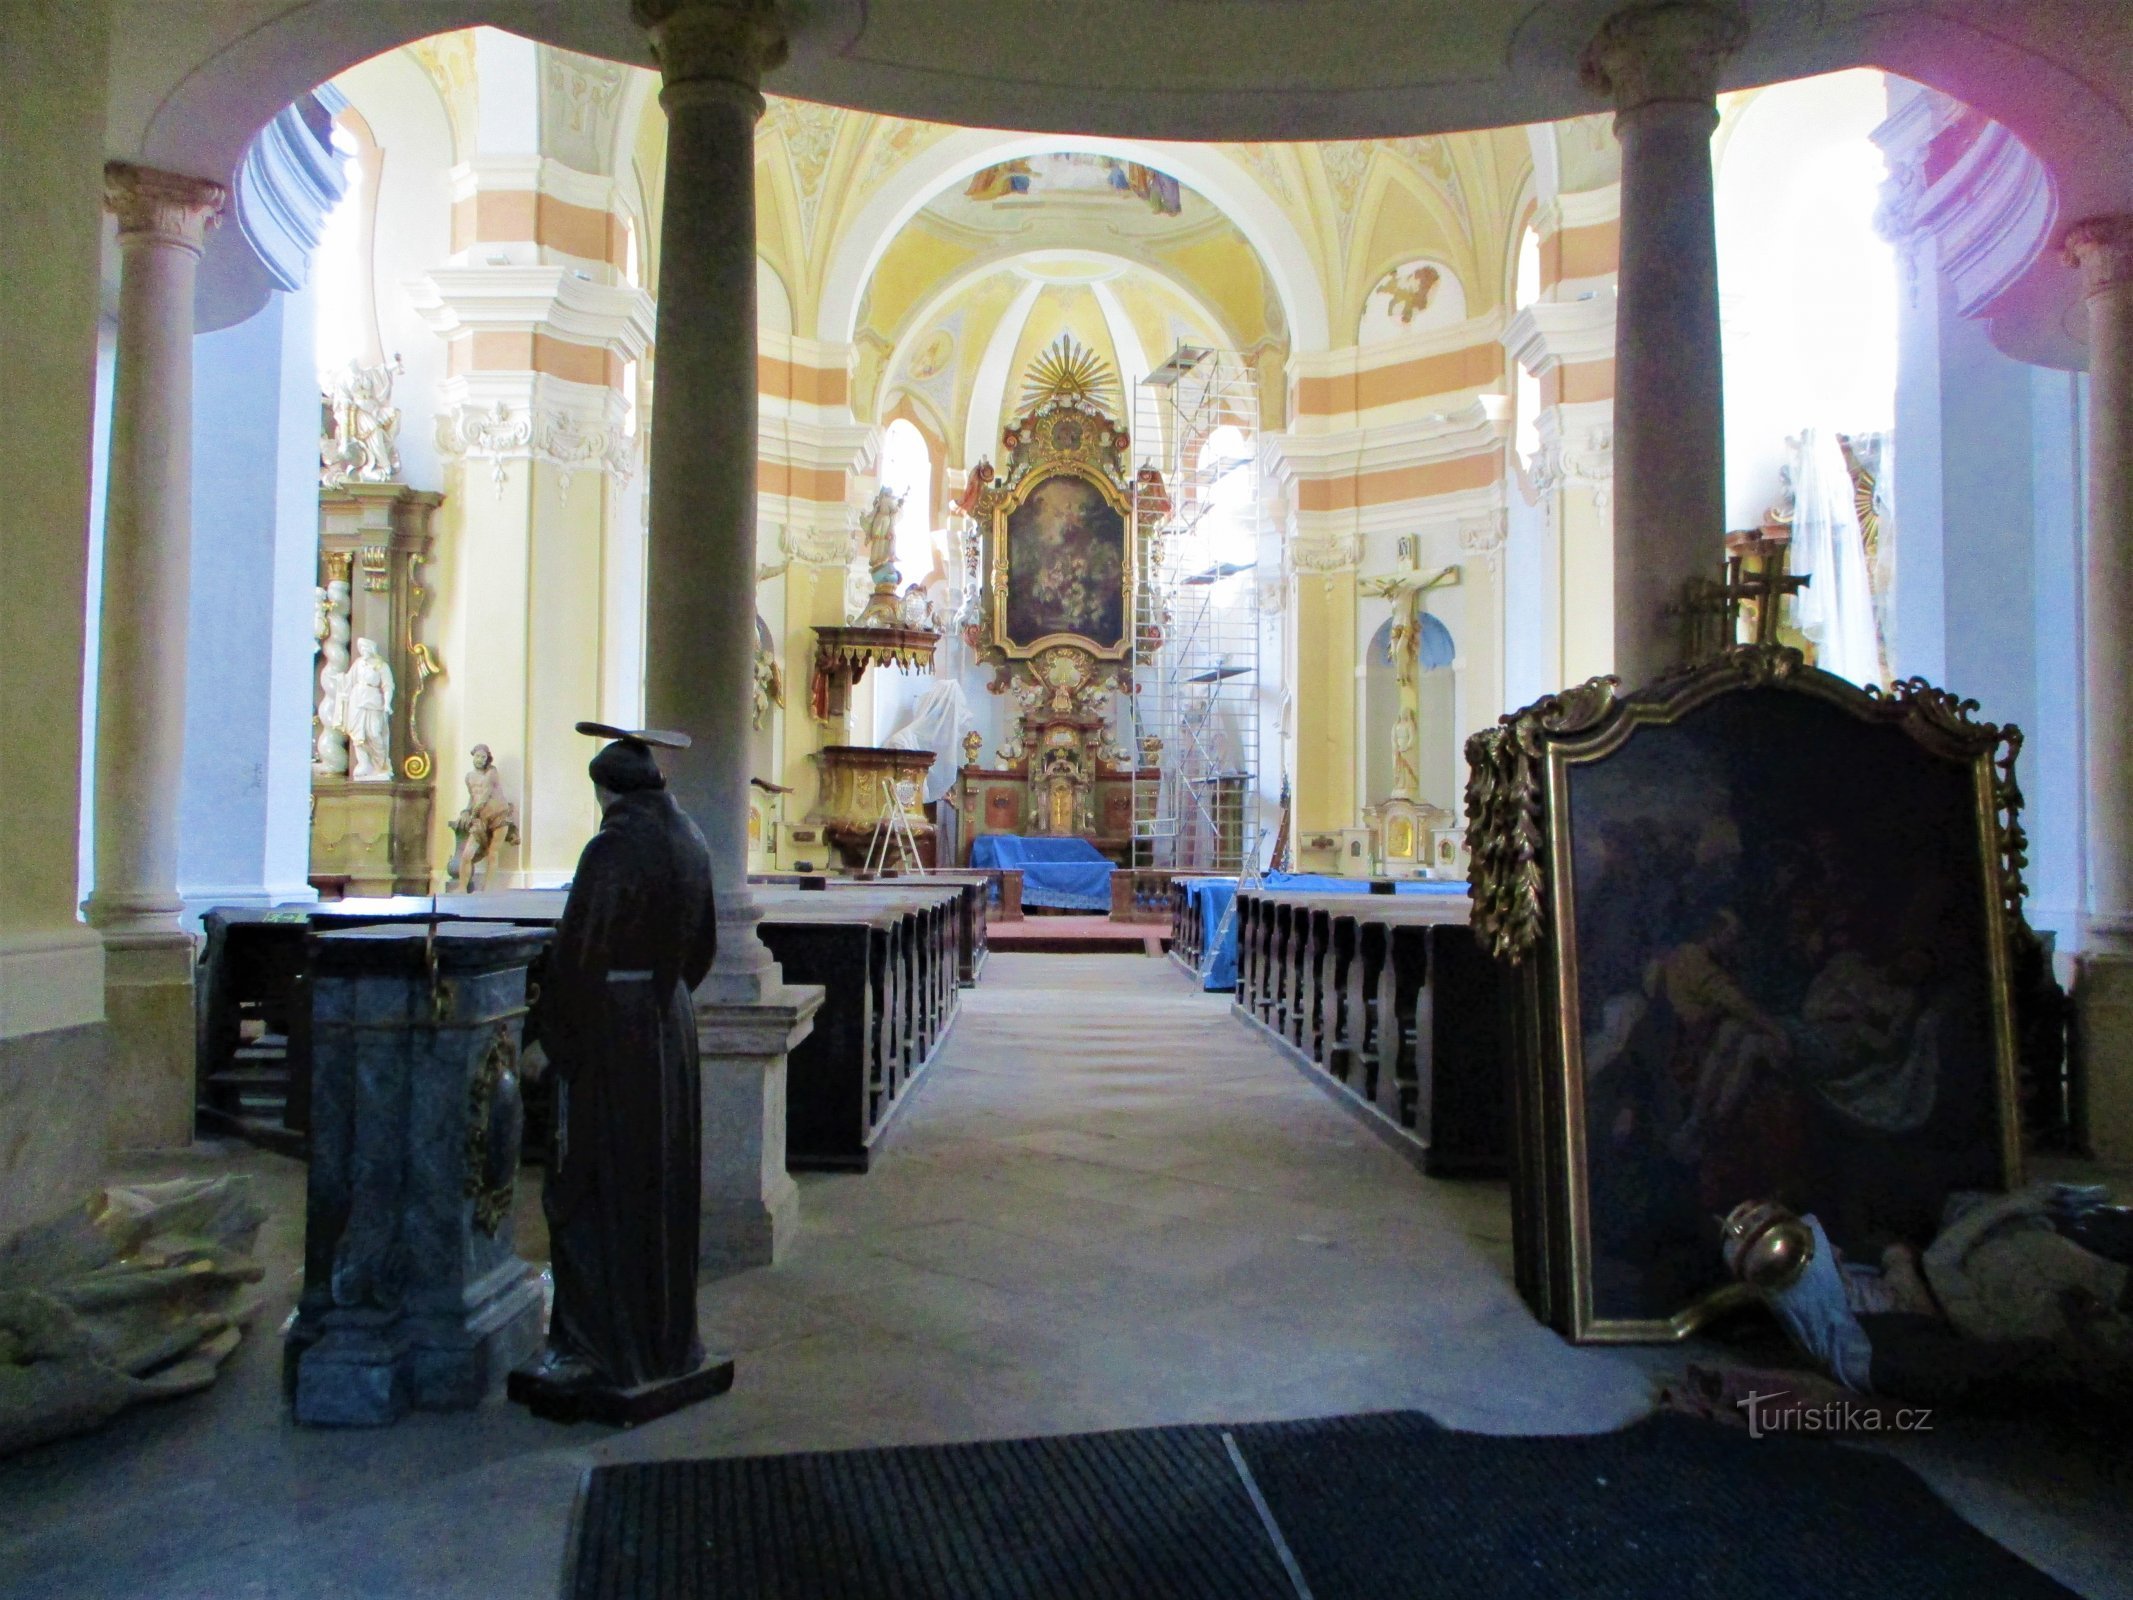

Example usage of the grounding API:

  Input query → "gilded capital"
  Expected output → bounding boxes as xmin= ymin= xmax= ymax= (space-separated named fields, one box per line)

xmin=103 ymin=161 xmax=226 ymax=255
xmin=2064 ymin=216 xmax=2133 ymax=297
xmin=1579 ymin=3 xmax=1747 ymax=114
xmin=632 ymin=0 xmax=788 ymax=106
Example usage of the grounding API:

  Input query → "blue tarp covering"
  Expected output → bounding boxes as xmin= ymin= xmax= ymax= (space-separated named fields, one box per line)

xmin=971 ymin=834 xmax=1114 ymax=912
xmin=1186 ymin=872 xmax=1469 ymax=991
xmin=1175 ymin=878 xmax=1239 ymax=988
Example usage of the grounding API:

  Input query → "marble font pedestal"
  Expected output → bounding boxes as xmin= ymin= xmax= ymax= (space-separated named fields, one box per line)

xmin=286 ymin=924 xmax=549 ymax=1426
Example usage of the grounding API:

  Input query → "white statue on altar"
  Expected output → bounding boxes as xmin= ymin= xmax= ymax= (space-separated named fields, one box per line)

xmin=883 ymin=634 xmax=978 ymax=803
xmin=313 ymin=579 xmax=352 ymax=775
xmin=341 ymin=638 xmax=396 ymax=782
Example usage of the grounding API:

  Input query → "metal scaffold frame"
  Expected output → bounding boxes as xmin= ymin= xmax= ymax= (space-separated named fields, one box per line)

xmin=1130 ymin=346 xmax=1262 ymax=877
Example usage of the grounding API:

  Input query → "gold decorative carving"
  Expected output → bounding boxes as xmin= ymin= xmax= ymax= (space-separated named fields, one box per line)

xmin=1475 ymin=643 xmax=2029 ymax=1345
xmin=1868 ymin=675 xmax=2031 ymax=941
xmin=1020 ymin=335 xmax=1120 ymax=415
xmin=403 ymin=642 xmax=443 ymax=781
xmin=1463 ymin=674 xmax=1620 ymax=963
xmin=810 ymin=625 xmax=938 ymax=724
xmin=359 ymin=545 xmax=391 ymax=593
xmin=463 ymin=1028 xmax=519 ymax=1236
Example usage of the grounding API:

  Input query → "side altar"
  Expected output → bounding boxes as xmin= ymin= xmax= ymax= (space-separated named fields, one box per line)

xmin=309 ymin=360 xmax=443 ymax=897
xmin=950 ymin=338 xmax=1156 ymax=866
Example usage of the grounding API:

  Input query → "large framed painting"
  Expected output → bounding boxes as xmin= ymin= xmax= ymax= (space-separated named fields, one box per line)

xmin=992 ymin=464 xmax=1131 ymax=659
xmin=1466 ymin=649 xmax=2026 ymax=1342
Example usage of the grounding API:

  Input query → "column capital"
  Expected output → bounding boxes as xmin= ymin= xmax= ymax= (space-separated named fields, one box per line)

xmin=2065 ymin=215 xmax=2133 ymax=297
xmin=632 ymin=0 xmax=788 ymax=111
xmin=1579 ymin=3 xmax=1746 ymax=115
xmin=103 ymin=161 xmax=226 ymax=255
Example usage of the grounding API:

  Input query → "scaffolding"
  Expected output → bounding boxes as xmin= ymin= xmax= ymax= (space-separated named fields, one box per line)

xmin=1130 ymin=347 xmax=1262 ymax=876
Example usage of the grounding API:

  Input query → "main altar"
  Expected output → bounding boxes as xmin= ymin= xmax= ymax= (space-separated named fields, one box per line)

xmin=950 ymin=339 xmax=1156 ymax=877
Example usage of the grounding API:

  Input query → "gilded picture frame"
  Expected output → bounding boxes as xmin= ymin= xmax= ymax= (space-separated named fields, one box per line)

xmin=990 ymin=463 xmax=1133 ymax=661
xmin=1466 ymin=647 xmax=2027 ymax=1343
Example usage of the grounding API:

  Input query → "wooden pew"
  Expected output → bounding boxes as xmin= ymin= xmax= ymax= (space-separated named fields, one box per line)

xmin=197 ymin=883 xmax=965 ymax=1175
xmin=1230 ymin=888 xmax=1507 ymax=1177
xmin=754 ymin=896 xmax=908 ymax=1170
xmin=756 ymin=881 xmax=967 ymax=1170
xmin=754 ymin=870 xmax=991 ymax=988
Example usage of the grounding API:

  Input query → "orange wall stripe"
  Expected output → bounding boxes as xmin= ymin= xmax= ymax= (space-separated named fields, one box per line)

xmin=450 ymin=190 xmax=622 ymax=264
xmin=451 ymin=331 xmax=619 ymax=388
xmin=1540 ymin=218 xmax=1619 ymax=291
xmin=757 ymin=462 xmax=848 ymax=502
xmin=1293 ymin=450 xmax=1500 ymax=513
xmin=757 ymin=353 xmax=849 ymax=407
xmin=1293 ymin=342 xmax=1504 ymax=419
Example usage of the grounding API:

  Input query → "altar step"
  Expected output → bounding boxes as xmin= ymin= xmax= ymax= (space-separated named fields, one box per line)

xmin=988 ymin=915 xmax=1169 ymax=957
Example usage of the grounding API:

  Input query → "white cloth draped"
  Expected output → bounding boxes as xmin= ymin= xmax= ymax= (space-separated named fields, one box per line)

xmin=883 ymin=676 xmax=977 ymax=803
xmin=1787 ymin=428 xmax=1882 ymax=686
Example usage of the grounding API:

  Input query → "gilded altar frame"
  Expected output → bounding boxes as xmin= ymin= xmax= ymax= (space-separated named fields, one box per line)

xmin=1466 ymin=646 xmax=2027 ymax=1344
xmin=989 ymin=461 xmax=1134 ymax=662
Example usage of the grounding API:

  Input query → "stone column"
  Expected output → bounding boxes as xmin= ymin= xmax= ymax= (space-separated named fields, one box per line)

xmin=635 ymin=0 xmax=785 ymax=1003
xmin=87 ymin=163 xmax=225 ymax=1148
xmin=2066 ymin=216 xmax=2133 ymax=1159
xmin=1579 ymin=3 xmax=1744 ymax=687
xmin=635 ymin=0 xmax=823 ymax=1272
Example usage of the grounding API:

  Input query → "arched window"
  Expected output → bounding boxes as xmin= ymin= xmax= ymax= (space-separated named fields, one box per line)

xmin=1202 ymin=423 xmax=1255 ymax=571
xmin=878 ymin=418 xmax=936 ymax=582
xmin=312 ymin=113 xmax=382 ymax=381
xmin=1513 ymin=220 xmax=1543 ymax=467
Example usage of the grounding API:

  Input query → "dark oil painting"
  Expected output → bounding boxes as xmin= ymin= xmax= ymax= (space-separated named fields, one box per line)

xmin=1004 ymin=470 xmax=1126 ymax=651
xmin=1565 ymin=688 xmax=2011 ymax=1325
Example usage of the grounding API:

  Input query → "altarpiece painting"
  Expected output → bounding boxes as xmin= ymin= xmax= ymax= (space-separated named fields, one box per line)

xmin=953 ymin=335 xmax=1150 ymax=862
xmin=997 ymin=466 xmax=1129 ymax=657
xmin=1466 ymin=648 xmax=2026 ymax=1342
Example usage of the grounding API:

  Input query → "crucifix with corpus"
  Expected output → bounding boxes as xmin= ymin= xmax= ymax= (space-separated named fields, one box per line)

xmin=1361 ymin=550 xmax=1461 ymax=689
xmin=1362 ymin=546 xmax=1460 ymax=803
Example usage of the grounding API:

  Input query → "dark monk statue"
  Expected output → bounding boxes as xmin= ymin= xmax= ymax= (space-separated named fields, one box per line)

xmin=509 ymin=722 xmax=733 ymax=1423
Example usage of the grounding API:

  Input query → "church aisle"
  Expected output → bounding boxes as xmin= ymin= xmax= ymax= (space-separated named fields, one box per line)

xmin=2 ymin=955 xmax=2126 ymax=1600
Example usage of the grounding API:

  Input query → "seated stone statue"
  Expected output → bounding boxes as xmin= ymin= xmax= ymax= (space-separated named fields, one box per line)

xmin=509 ymin=725 xmax=729 ymax=1423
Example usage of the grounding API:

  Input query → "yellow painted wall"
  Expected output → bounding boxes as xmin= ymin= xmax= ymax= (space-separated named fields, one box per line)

xmin=1289 ymin=571 xmax=1358 ymax=853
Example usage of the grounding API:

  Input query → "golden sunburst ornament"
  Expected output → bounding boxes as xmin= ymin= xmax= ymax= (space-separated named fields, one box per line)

xmin=1020 ymin=335 xmax=1119 ymax=414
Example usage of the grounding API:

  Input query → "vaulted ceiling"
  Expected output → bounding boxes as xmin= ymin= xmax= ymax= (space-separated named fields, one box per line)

xmin=103 ymin=0 xmax=2133 ymax=366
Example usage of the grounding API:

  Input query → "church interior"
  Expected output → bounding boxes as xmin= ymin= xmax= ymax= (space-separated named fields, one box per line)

xmin=6 ymin=1 xmax=2133 ymax=1594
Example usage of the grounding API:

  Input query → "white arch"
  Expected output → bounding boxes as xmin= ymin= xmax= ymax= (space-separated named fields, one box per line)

xmin=819 ymin=130 xmax=1330 ymax=353
xmin=961 ymin=276 xmax=1046 ymax=469
xmin=877 ymin=247 xmax=1238 ymax=467
xmin=1089 ymin=278 xmax=1153 ymax=403
xmin=882 ymin=247 xmax=1238 ymax=394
